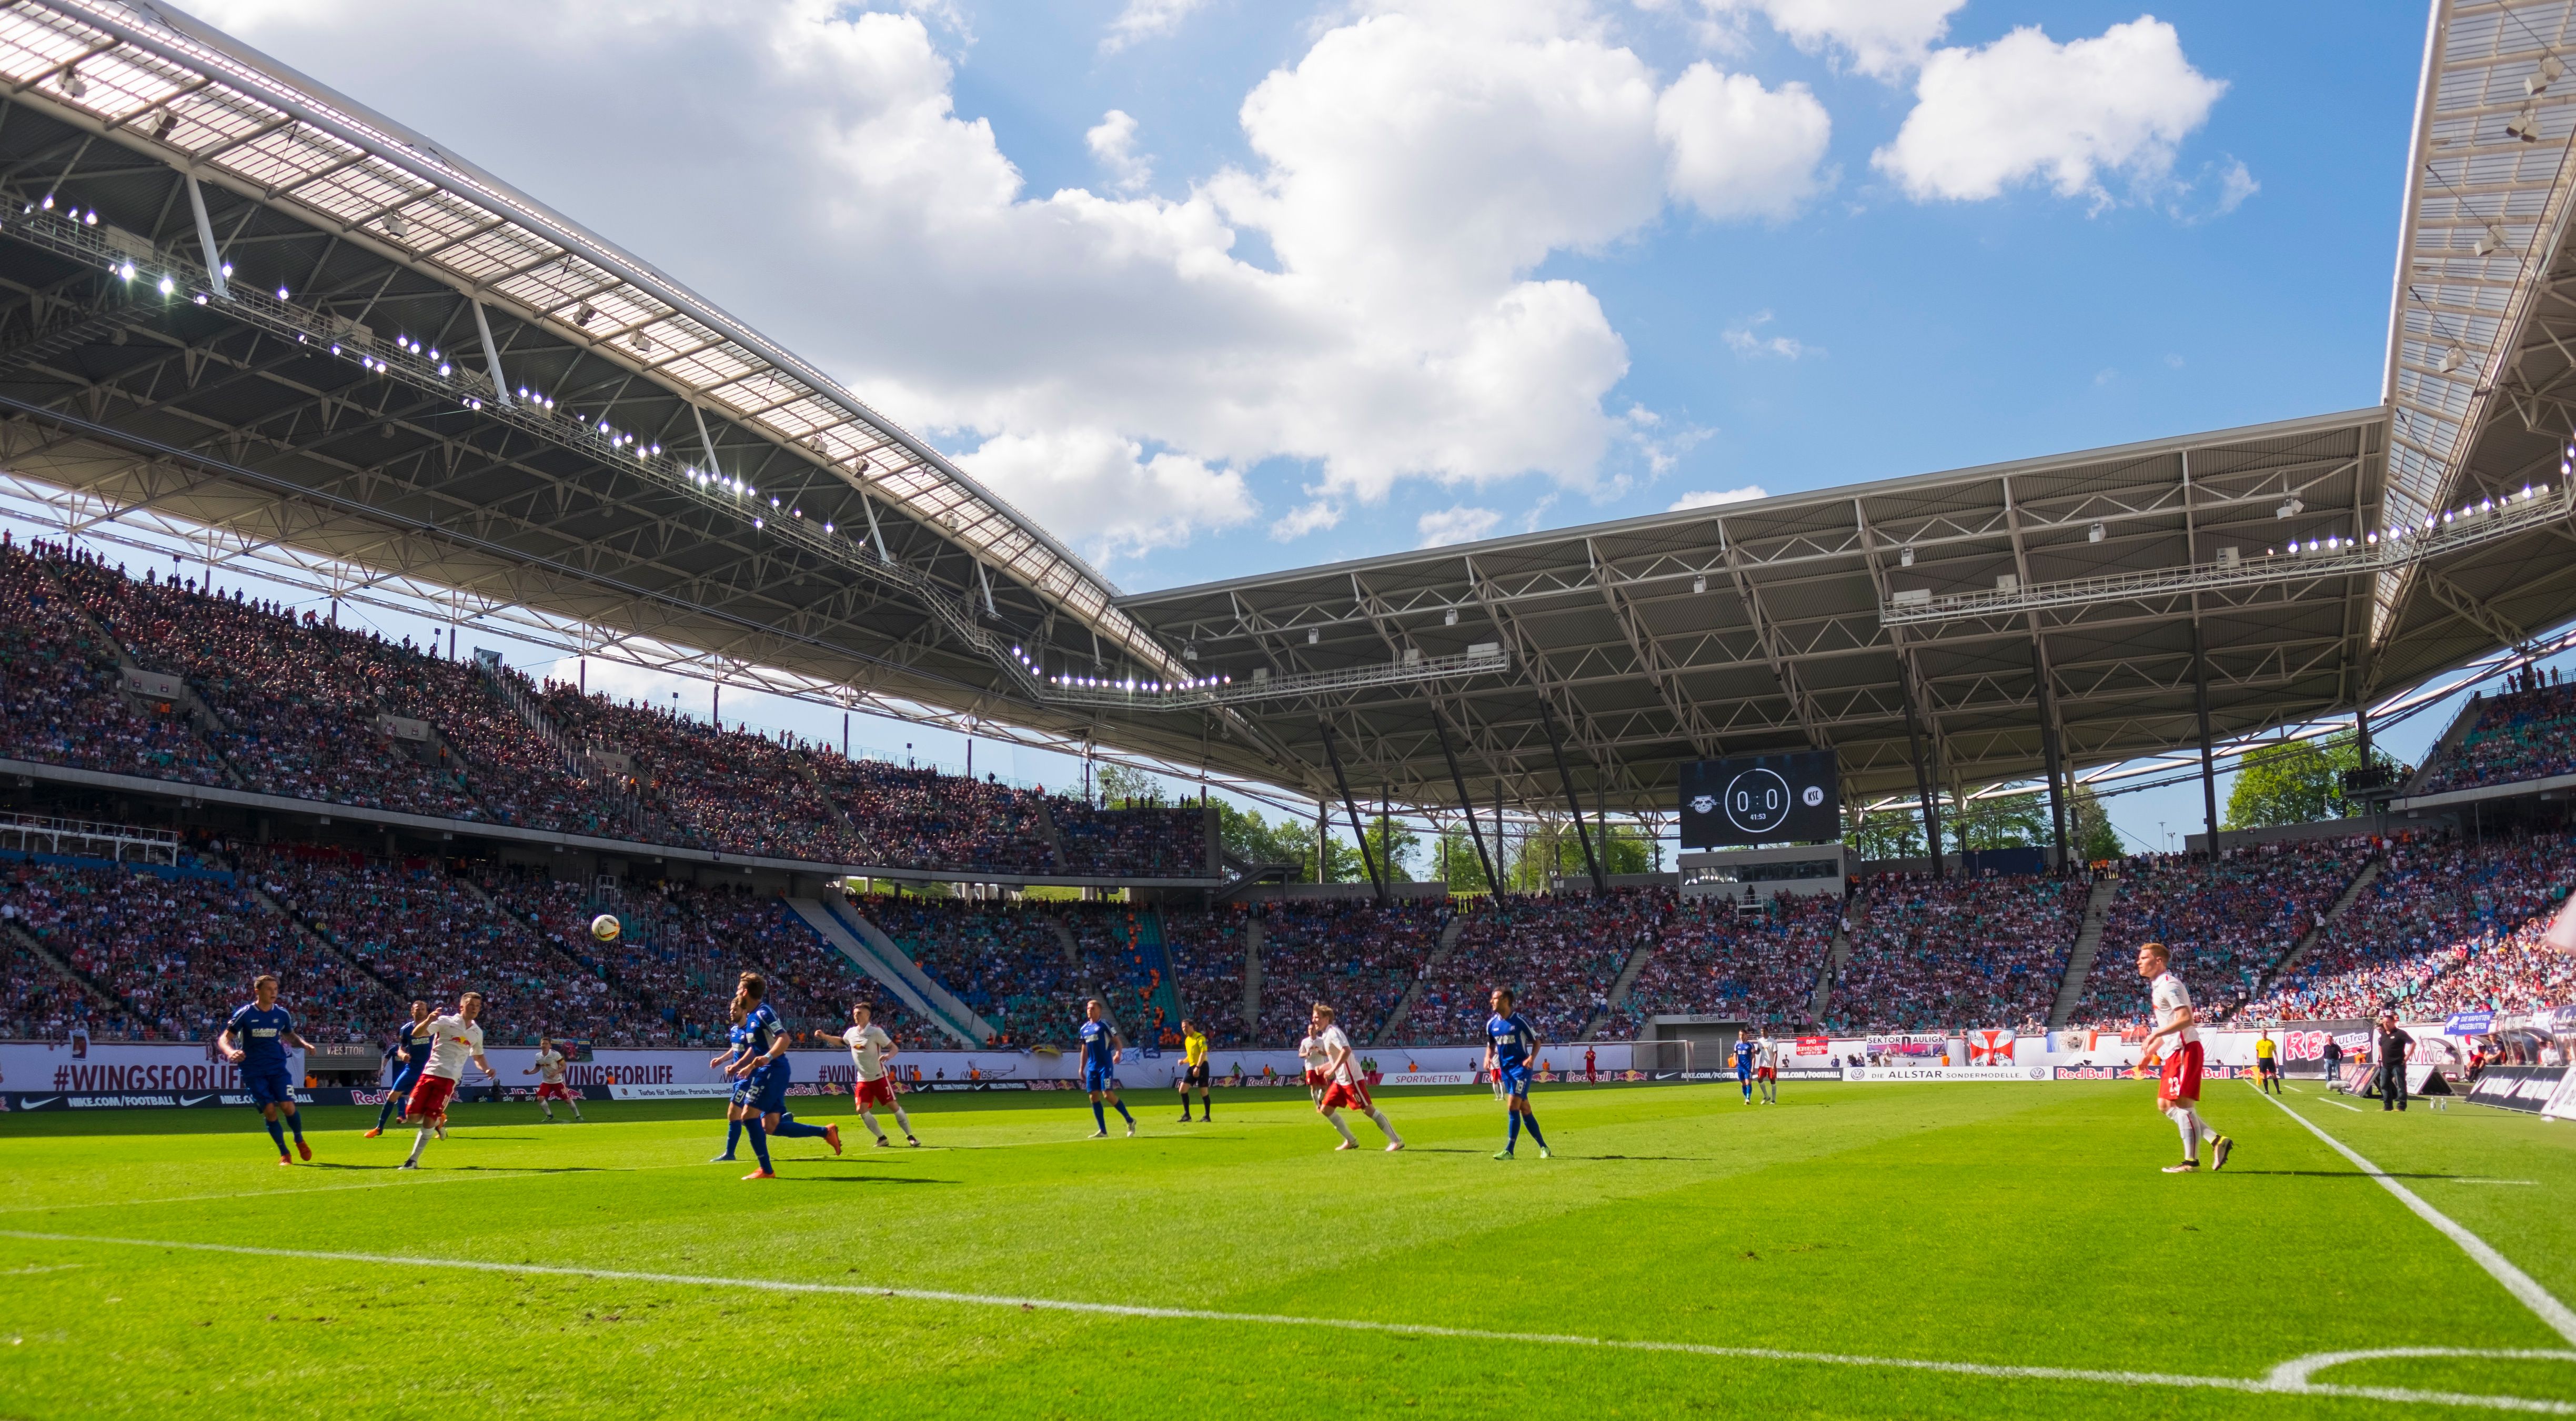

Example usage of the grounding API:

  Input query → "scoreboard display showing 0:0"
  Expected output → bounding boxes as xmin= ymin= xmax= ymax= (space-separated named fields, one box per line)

xmin=1678 ymin=750 xmax=1839 ymax=848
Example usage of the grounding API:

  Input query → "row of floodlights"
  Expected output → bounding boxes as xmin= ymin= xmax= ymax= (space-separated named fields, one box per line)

xmin=1014 ymin=645 xmax=1226 ymax=693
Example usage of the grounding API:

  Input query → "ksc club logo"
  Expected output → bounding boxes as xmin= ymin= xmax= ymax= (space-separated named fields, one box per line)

xmin=1802 ymin=785 xmax=1825 ymax=807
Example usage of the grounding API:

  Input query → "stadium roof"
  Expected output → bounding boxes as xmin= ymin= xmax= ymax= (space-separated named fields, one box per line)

xmin=0 ymin=0 xmax=2570 ymax=830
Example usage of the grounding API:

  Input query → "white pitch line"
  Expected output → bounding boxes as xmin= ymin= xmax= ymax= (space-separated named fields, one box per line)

xmin=2 ymin=1230 xmax=2571 ymax=1413
xmin=2259 ymin=1092 xmax=2576 ymax=1349
xmin=2323 ymin=1098 xmax=2367 ymax=1113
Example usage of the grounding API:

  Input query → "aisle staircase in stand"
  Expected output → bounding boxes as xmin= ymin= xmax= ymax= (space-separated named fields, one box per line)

xmin=789 ymin=898 xmax=992 ymax=1046
xmin=2047 ymin=876 xmax=2121 ymax=1030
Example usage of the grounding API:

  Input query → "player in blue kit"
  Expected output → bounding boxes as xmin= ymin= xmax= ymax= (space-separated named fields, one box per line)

xmin=365 ymin=1000 xmax=436 ymax=1138
xmin=216 ymin=974 xmax=322 ymax=1165
xmin=723 ymin=973 xmax=839 ymax=1179
xmin=1734 ymin=1036 xmax=1757 ymax=1104
xmin=1483 ymin=988 xmax=1551 ymax=1160
xmin=1078 ymin=998 xmax=1136 ymax=1138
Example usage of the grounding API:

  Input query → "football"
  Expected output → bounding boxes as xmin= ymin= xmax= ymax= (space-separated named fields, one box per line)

xmin=589 ymin=912 xmax=621 ymax=943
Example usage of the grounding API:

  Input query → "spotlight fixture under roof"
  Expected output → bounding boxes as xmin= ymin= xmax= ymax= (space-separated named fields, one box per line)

xmin=2276 ymin=497 xmax=2304 ymax=519
xmin=1898 ymin=545 xmax=1915 ymax=568
xmin=2087 ymin=521 xmax=2106 ymax=543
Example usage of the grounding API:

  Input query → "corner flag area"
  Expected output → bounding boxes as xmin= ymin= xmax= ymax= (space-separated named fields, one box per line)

xmin=3 ymin=1081 xmax=2571 ymax=1417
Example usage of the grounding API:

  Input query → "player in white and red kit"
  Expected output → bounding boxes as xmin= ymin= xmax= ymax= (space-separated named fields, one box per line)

xmin=2135 ymin=942 xmax=2231 ymax=1174
xmin=1297 ymin=1027 xmax=1332 ymax=1107
xmin=524 ymin=1037 xmax=582 ymax=1122
xmin=400 ymin=992 xmax=495 ymax=1169
xmin=821 ymin=1002 xmax=918 ymax=1147
xmin=1310 ymin=1003 xmax=1403 ymax=1152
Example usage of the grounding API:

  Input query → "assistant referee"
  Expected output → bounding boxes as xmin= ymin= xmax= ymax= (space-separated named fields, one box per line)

xmin=1176 ymin=1018 xmax=1212 ymax=1122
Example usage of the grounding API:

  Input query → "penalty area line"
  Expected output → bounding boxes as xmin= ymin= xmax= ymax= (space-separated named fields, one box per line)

xmin=2260 ymin=1092 xmax=2576 ymax=1349
xmin=2 ymin=1231 xmax=2573 ymax=1413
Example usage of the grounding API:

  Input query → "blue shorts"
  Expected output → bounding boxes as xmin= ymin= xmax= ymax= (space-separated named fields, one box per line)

xmin=744 ymin=1065 xmax=790 ymax=1115
xmin=1496 ymin=1064 xmax=1532 ymax=1098
xmin=1082 ymin=1066 xmax=1118 ymax=1094
xmin=245 ymin=1066 xmax=296 ymax=1107
xmin=387 ymin=1065 xmax=421 ymax=1096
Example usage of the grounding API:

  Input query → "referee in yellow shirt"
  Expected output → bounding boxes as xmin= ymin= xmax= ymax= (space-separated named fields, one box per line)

xmin=1176 ymin=1019 xmax=1212 ymax=1122
xmin=2255 ymin=1030 xmax=2282 ymax=1096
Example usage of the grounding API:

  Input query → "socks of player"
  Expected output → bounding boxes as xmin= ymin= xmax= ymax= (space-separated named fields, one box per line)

xmin=724 ymin=1118 xmax=744 ymax=1155
xmin=264 ymin=1116 xmax=288 ymax=1155
xmin=375 ymin=1094 xmax=400 ymax=1130
xmin=1505 ymin=1112 xmax=1522 ymax=1152
xmin=891 ymin=1107 xmax=914 ymax=1137
xmin=861 ymin=1112 xmax=888 ymax=1142
xmin=285 ymin=1111 xmax=305 ymax=1140
xmin=1328 ymin=1113 xmax=1359 ymax=1145
xmin=744 ymin=1117 xmax=773 ymax=1169
xmin=1520 ymin=1110 xmax=1549 ymax=1150
xmin=406 ymin=1127 xmax=430 ymax=1166
xmin=1113 ymin=1099 xmax=1135 ymax=1123
xmin=772 ymin=1118 xmax=829 ymax=1139
xmin=540 ymin=1102 xmax=555 ymax=1119
xmin=1092 ymin=1102 xmax=1108 ymax=1132
xmin=1367 ymin=1108 xmax=1403 ymax=1146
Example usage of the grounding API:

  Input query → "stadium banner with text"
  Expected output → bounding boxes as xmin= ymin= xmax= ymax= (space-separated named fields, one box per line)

xmin=2465 ymin=1066 xmax=2568 ymax=1114
xmin=0 ymin=1084 xmax=622 ymax=1112
xmin=1842 ymin=1065 xmax=2053 ymax=1083
xmin=2547 ymin=1068 xmax=2576 ymax=1122
xmin=0 ymin=1040 xmax=298 ymax=1095
xmin=1677 ymin=750 xmax=1838 ymax=849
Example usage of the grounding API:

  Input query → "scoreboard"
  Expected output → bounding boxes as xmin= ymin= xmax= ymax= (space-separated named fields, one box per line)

xmin=1677 ymin=750 xmax=1839 ymax=848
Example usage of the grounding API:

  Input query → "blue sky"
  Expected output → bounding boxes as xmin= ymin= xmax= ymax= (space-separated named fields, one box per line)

xmin=22 ymin=0 xmax=2523 ymax=860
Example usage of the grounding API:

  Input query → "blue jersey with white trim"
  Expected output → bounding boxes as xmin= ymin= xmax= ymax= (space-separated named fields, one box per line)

xmin=227 ymin=1004 xmax=295 ymax=1071
xmin=1486 ymin=1013 xmax=1535 ymax=1069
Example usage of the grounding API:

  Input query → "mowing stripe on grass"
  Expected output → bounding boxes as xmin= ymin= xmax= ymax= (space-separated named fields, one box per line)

xmin=2 ymin=1230 xmax=2570 ymax=1413
xmin=2259 ymin=1091 xmax=2576 ymax=1348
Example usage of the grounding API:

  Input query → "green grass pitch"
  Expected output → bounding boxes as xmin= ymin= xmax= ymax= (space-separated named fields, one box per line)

xmin=2 ymin=1079 xmax=2572 ymax=1418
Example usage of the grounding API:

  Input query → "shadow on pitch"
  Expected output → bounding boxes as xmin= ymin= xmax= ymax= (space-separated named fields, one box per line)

xmin=777 ymin=1175 xmax=958 ymax=1185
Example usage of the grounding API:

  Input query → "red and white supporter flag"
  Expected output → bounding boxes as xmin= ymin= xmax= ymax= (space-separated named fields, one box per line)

xmin=1968 ymin=1029 xmax=2016 ymax=1064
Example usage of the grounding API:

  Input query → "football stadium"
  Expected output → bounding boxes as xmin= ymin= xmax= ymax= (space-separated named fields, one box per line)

xmin=1 ymin=0 xmax=2574 ymax=1416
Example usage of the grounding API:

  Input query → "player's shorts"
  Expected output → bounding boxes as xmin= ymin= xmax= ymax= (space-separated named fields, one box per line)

xmin=1496 ymin=1063 xmax=1533 ymax=1097
xmin=407 ymin=1073 xmax=458 ymax=1119
xmin=386 ymin=1065 xmax=421 ymax=1097
xmin=1319 ymin=1079 xmax=1372 ymax=1113
xmin=2257 ymin=1057 xmax=2280 ymax=1076
xmin=1302 ymin=1068 xmax=1325 ymax=1091
xmin=746 ymin=1064 xmax=791 ymax=1115
xmin=536 ymin=1082 xmax=575 ymax=1102
xmin=1182 ymin=1063 xmax=1210 ymax=1088
xmin=1735 ymin=1066 xmax=1752 ymax=1081
xmin=1082 ymin=1066 xmax=1118 ymax=1094
xmin=244 ymin=1066 xmax=296 ymax=1107
xmin=855 ymin=1076 xmax=897 ymax=1109
xmin=1756 ymin=1067 xmax=1776 ymax=1082
xmin=2158 ymin=1041 xmax=2205 ymax=1109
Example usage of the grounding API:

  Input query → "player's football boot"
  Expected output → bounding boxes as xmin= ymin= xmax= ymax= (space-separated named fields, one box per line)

xmin=710 ymin=1152 xmax=737 ymax=1162
xmin=1492 ymin=1150 xmax=1514 ymax=1160
xmin=2161 ymin=1160 xmax=2199 ymax=1173
xmin=1384 ymin=1142 xmax=1404 ymax=1152
xmin=1538 ymin=1148 xmax=1553 ymax=1159
xmin=1125 ymin=1123 xmax=1137 ymax=1137
xmin=296 ymin=1138 xmax=313 ymax=1162
xmin=873 ymin=1135 xmax=891 ymax=1147
xmin=904 ymin=1135 xmax=921 ymax=1147
xmin=1088 ymin=1129 xmax=1109 ymax=1139
xmin=741 ymin=1168 xmax=776 ymax=1180
xmin=397 ymin=1160 xmax=419 ymax=1170
xmin=363 ymin=1127 xmax=383 ymax=1138
xmin=824 ymin=1124 xmax=843 ymax=1156
xmin=277 ymin=1154 xmax=293 ymax=1166
xmin=1334 ymin=1140 xmax=1357 ymax=1151
xmin=2210 ymin=1137 xmax=2233 ymax=1172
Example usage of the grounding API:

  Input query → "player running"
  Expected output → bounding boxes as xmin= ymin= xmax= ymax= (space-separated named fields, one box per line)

xmin=2255 ymin=1029 xmax=2282 ymax=1096
xmin=526 ymin=1037 xmax=584 ymax=1122
xmin=726 ymin=972 xmax=841 ymax=1179
xmin=1310 ymin=1003 xmax=1402 ymax=1151
xmin=1484 ymin=988 xmax=1552 ymax=1160
xmin=1176 ymin=1018 xmax=1212 ymax=1122
xmin=399 ymin=992 xmax=496 ymax=1169
xmin=2135 ymin=942 xmax=2231 ymax=1174
xmin=217 ymin=974 xmax=321 ymax=1165
xmin=827 ymin=1002 xmax=918 ymax=1147
xmin=1078 ymin=998 xmax=1136 ymax=1138
xmin=1733 ymin=1035 xmax=1757 ymax=1103
xmin=711 ymin=1003 xmax=751 ymax=1162
xmin=1755 ymin=1035 xmax=1780 ymax=1104
xmin=365 ymin=1000 xmax=435 ymax=1139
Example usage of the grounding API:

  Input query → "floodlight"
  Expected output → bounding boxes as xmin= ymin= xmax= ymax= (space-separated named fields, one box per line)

xmin=1691 ymin=575 xmax=1707 ymax=594
xmin=1306 ymin=627 xmax=1319 ymax=645
xmin=2276 ymin=498 xmax=2303 ymax=519
xmin=152 ymin=112 xmax=177 ymax=140
xmin=2087 ymin=521 xmax=2106 ymax=543
xmin=277 ymin=287 xmax=289 ymax=300
xmin=1444 ymin=607 xmax=1460 ymax=624
xmin=156 ymin=276 xmax=174 ymax=295
xmin=58 ymin=67 xmax=84 ymax=98
xmin=1898 ymin=545 xmax=1915 ymax=567
xmin=2439 ymin=346 xmax=2466 ymax=374
xmin=383 ymin=213 xmax=409 ymax=238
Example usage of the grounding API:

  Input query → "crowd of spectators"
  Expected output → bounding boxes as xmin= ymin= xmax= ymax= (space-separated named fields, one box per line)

xmin=865 ymin=896 xmax=1085 ymax=1046
xmin=2076 ymin=839 xmax=2372 ymax=1028
xmin=0 ymin=539 xmax=228 ymax=785
xmin=1829 ymin=873 xmax=2088 ymax=1033
xmin=534 ymin=688 xmax=864 ymax=863
xmin=1 ymin=856 xmax=391 ymax=1041
xmin=830 ymin=761 xmax=1057 ymax=874
xmin=1400 ymin=889 xmax=1662 ymax=1044
xmin=2417 ymin=670 xmax=2576 ymax=794
xmin=1163 ymin=905 xmax=1248 ymax=1043
xmin=1054 ymin=803 xmax=1209 ymax=879
xmin=1246 ymin=899 xmax=1446 ymax=1046
xmin=2239 ymin=829 xmax=2575 ymax=1021
xmin=1607 ymin=890 xmax=1838 ymax=1037
xmin=0 ymin=936 xmax=128 ymax=1040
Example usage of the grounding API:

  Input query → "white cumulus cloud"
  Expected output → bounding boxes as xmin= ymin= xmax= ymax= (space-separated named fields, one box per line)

xmin=1873 ymin=17 xmax=2228 ymax=205
xmin=1102 ymin=0 xmax=1213 ymax=54
xmin=1086 ymin=108 xmax=1152 ymax=193
xmin=1417 ymin=505 xmax=1504 ymax=547
xmin=1722 ymin=310 xmax=1813 ymax=358
xmin=1656 ymin=62 xmax=1831 ymax=220
xmin=960 ymin=428 xmax=1254 ymax=562
xmin=1669 ymin=484 xmax=1768 ymax=510
xmin=1704 ymin=0 xmax=1966 ymax=79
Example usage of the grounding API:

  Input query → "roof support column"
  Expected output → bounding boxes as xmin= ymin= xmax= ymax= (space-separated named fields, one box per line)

xmin=1317 ymin=719 xmax=1385 ymax=903
xmin=184 ymin=173 xmax=228 ymax=301
xmin=1435 ymin=717 xmax=1499 ymax=895
xmin=1536 ymin=699 xmax=1606 ymax=895
xmin=2192 ymin=620 xmax=2219 ymax=861
xmin=1903 ymin=692 xmax=1944 ymax=879
xmin=2031 ymin=642 xmax=2070 ymax=871
xmin=469 ymin=301 xmax=510 ymax=407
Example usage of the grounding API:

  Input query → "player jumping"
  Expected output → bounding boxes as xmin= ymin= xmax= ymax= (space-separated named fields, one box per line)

xmin=1484 ymin=988 xmax=1552 ymax=1160
xmin=727 ymin=972 xmax=841 ymax=1179
xmin=1078 ymin=998 xmax=1135 ymax=1138
xmin=827 ymin=1002 xmax=918 ymax=1147
xmin=1176 ymin=1018 xmax=1212 ymax=1122
xmin=399 ymin=992 xmax=496 ymax=1169
xmin=526 ymin=1036 xmax=584 ymax=1122
xmin=1311 ymin=1003 xmax=1402 ymax=1151
xmin=365 ymin=999 xmax=434 ymax=1139
xmin=2135 ymin=942 xmax=2231 ymax=1174
xmin=217 ymin=973 xmax=320 ymax=1165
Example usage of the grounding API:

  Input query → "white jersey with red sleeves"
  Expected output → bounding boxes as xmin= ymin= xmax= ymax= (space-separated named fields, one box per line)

xmin=532 ymin=1047 xmax=567 ymax=1084
xmin=1297 ymin=1034 xmax=1331 ymax=1075
xmin=1319 ymin=1024 xmax=1359 ymax=1085
xmin=842 ymin=1023 xmax=893 ymax=1082
xmin=424 ymin=1014 xmax=485 ymax=1080
xmin=2149 ymin=972 xmax=2199 ymax=1046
